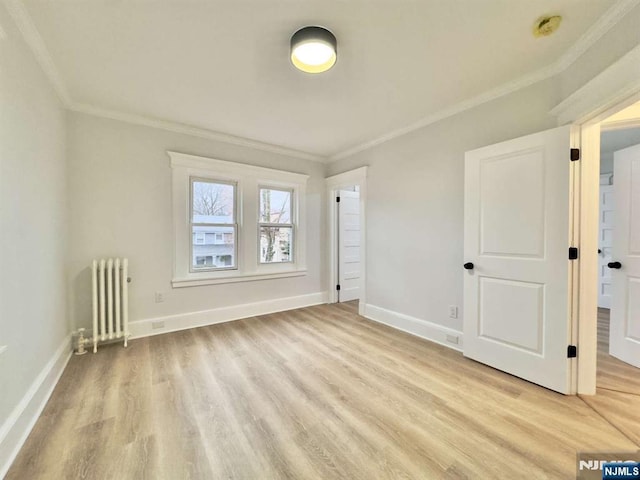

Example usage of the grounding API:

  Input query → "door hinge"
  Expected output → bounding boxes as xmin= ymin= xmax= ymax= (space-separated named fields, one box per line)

xmin=336 ymin=196 xmax=341 ymax=203
xmin=567 ymin=345 xmax=577 ymax=358
xmin=570 ymin=148 xmax=580 ymax=161
xmin=336 ymin=284 xmax=341 ymax=291
xmin=569 ymin=247 xmax=579 ymax=260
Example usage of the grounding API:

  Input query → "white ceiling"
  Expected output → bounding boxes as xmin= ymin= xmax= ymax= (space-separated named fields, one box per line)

xmin=18 ymin=0 xmax=621 ymax=159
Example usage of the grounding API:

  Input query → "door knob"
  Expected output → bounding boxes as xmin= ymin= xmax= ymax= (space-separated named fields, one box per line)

xmin=463 ymin=262 xmax=474 ymax=270
xmin=607 ymin=261 xmax=622 ymax=269
xmin=598 ymin=249 xmax=602 ymax=254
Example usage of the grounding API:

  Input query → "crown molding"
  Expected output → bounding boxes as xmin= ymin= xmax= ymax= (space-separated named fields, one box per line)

xmin=329 ymin=0 xmax=639 ymax=161
xmin=554 ymin=0 xmax=640 ymax=72
xmin=549 ymin=43 xmax=640 ymax=124
xmin=4 ymin=0 xmax=71 ymax=106
xmin=8 ymin=0 xmax=637 ymax=164
xmin=69 ymin=102 xmax=327 ymax=163
xmin=330 ymin=63 xmax=557 ymax=161
xmin=7 ymin=0 xmax=326 ymax=163
xmin=601 ymin=118 xmax=640 ymax=131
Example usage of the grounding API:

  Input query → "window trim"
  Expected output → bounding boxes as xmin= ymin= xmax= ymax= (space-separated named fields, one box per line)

xmin=189 ymin=177 xmax=238 ymax=273
xmin=258 ymin=186 xmax=295 ymax=265
xmin=169 ymin=151 xmax=309 ymax=288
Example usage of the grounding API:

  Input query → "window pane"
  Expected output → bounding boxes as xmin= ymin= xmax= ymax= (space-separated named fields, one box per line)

xmin=192 ymin=180 xmax=234 ymax=223
xmin=192 ymin=226 xmax=235 ymax=269
xmin=259 ymin=188 xmax=291 ymax=224
xmin=260 ymin=226 xmax=292 ymax=263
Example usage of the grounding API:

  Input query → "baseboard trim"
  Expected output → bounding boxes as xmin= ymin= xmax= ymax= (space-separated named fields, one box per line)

xmin=0 ymin=336 xmax=72 ymax=479
xmin=364 ymin=303 xmax=464 ymax=352
xmin=129 ymin=291 xmax=328 ymax=339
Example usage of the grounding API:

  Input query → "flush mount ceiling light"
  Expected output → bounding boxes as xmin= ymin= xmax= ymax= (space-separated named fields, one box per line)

xmin=532 ymin=15 xmax=562 ymax=38
xmin=290 ymin=26 xmax=337 ymax=74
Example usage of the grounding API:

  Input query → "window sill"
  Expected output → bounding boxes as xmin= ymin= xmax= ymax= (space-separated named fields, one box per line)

xmin=172 ymin=269 xmax=307 ymax=288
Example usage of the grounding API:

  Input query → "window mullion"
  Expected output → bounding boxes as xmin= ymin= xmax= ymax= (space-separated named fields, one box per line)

xmin=191 ymin=222 xmax=234 ymax=227
xmin=258 ymin=223 xmax=293 ymax=228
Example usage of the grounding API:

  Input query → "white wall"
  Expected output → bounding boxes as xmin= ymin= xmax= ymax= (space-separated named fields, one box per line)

xmin=66 ymin=113 xmax=326 ymax=332
xmin=325 ymin=5 xmax=640 ymax=339
xmin=600 ymin=152 xmax=614 ymax=174
xmin=0 ymin=2 xmax=68 ymax=469
xmin=327 ymin=79 xmax=560 ymax=332
xmin=600 ymin=127 xmax=640 ymax=174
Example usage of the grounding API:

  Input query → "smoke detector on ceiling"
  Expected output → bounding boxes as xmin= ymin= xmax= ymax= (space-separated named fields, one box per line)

xmin=533 ymin=15 xmax=562 ymax=38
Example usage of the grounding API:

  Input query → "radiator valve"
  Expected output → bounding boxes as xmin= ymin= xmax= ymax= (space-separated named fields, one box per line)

xmin=75 ymin=328 xmax=88 ymax=355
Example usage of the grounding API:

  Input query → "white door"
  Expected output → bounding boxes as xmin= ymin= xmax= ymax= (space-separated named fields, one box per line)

xmin=338 ymin=190 xmax=361 ymax=302
xmin=609 ymin=144 xmax=640 ymax=368
xmin=464 ymin=126 xmax=575 ymax=394
xmin=598 ymin=181 xmax=614 ymax=309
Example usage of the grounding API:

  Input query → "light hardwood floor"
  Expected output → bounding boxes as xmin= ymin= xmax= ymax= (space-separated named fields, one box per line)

xmin=7 ymin=302 xmax=640 ymax=479
xmin=594 ymin=307 xmax=640 ymax=395
xmin=579 ymin=308 xmax=640 ymax=446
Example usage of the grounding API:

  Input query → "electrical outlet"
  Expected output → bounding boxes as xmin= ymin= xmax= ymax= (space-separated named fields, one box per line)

xmin=152 ymin=321 xmax=165 ymax=330
xmin=446 ymin=335 xmax=459 ymax=345
xmin=448 ymin=305 xmax=458 ymax=319
xmin=155 ymin=292 xmax=165 ymax=303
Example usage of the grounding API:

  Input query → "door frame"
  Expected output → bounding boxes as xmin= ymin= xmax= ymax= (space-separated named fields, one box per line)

xmin=551 ymin=43 xmax=640 ymax=394
xmin=325 ymin=167 xmax=368 ymax=315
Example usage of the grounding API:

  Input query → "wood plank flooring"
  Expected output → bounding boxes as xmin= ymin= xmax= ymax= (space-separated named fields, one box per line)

xmin=579 ymin=308 xmax=640 ymax=449
xmin=595 ymin=308 xmax=640 ymax=395
xmin=7 ymin=302 xmax=640 ymax=479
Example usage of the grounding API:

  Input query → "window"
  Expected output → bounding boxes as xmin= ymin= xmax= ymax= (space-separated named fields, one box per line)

xmin=259 ymin=188 xmax=293 ymax=263
xmin=216 ymin=255 xmax=232 ymax=266
xmin=170 ymin=151 xmax=309 ymax=287
xmin=195 ymin=255 xmax=214 ymax=266
xmin=190 ymin=179 xmax=236 ymax=271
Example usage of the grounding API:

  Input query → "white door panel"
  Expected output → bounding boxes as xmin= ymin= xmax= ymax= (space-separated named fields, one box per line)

xmin=610 ymin=144 xmax=640 ymax=368
xmin=479 ymin=278 xmax=544 ymax=353
xmin=479 ymin=149 xmax=545 ymax=257
xmin=464 ymin=125 xmax=575 ymax=394
xmin=339 ymin=190 xmax=361 ymax=302
xmin=598 ymin=184 xmax=614 ymax=308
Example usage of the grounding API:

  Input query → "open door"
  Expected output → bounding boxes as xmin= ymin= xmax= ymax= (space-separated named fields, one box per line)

xmin=338 ymin=190 xmax=361 ymax=302
xmin=609 ymin=143 xmax=640 ymax=368
xmin=463 ymin=125 xmax=576 ymax=394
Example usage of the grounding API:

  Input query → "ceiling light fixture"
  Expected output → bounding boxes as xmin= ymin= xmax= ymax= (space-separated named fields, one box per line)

xmin=290 ymin=26 xmax=337 ymax=74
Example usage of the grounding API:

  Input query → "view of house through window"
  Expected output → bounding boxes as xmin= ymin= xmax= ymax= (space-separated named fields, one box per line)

xmin=259 ymin=188 xmax=293 ymax=263
xmin=191 ymin=179 xmax=237 ymax=270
